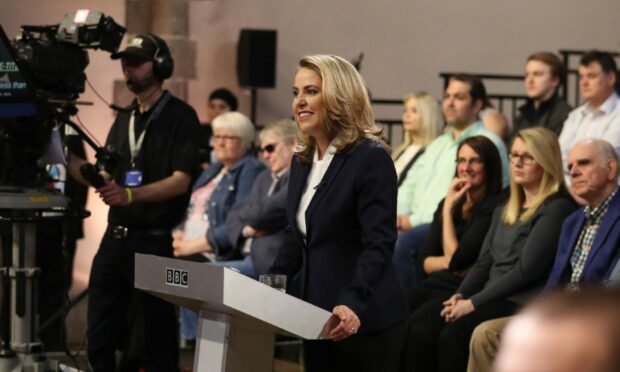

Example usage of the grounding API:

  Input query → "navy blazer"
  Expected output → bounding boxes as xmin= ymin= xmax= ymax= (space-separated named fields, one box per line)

xmin=271 ymin=140 xmax=408 ymax=334
xmin=191 ymin=154 xmax=265 ymax=259
xmin=225 ymin=168 xmax=290 ymax=274
xmin=546 ymin=189 xmax=620 ymax=288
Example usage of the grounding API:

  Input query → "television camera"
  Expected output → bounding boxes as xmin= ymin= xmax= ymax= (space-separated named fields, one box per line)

xmin=0 ymin=11 xmax=126 ymax=371
xmin=0 ymin=10 xmax=126 ymax=187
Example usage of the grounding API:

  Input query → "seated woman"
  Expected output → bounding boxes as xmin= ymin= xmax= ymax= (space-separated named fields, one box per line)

xmin=392 ymin=92 xmax=444 ymax=288
xmin=171 ymin=111 xmax=265 ymax=346
xmin=404 ymin=127 xmax=577 ymax=372
xmin=407 ymin=136 xmax=505 ymax=311
xmin=392 ymin=92 xmax=443 ymax=187
xmin=172 ymin=111 xmax=265 ymax=261
xmin=224 ymin=118 xmax=298 ymax=277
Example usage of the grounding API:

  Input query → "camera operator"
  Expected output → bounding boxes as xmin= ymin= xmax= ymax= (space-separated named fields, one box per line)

xmin=71 ymin=33 xmax=200 ymax=372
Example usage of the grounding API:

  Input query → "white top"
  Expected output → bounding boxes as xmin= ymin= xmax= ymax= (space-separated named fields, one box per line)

xmin=559 ymin=92 xmax=620 ymax=184
xmin=296 ymin=142 xmax=337 ymax=237
xmin=393 ymin=144 xmax=422 ymax=179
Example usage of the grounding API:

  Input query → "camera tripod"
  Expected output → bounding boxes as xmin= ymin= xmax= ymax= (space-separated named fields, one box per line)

xmin=0 ymin=188 xmax=79 ymax=372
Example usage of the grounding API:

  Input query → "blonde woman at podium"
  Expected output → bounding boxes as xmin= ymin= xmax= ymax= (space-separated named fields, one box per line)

xmin=269 ymin=54 xmax=408 ymax=372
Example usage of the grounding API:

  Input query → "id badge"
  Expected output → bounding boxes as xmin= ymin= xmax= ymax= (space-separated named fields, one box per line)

xmin=124 ymin=170 xmax=143 ymax=187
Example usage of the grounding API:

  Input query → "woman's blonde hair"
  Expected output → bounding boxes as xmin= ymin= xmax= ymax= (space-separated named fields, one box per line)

xmin=294 ymin=54 xmax=384 ymax=162
xmin=502 ymin=127 xmax=564 ymax=224
xmin=392 ymin=92 xmax=444 ymax=159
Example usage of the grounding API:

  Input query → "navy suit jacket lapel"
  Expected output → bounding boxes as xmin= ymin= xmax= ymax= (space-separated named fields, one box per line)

xmin=304 ymin=152 xmax=347 ymax=233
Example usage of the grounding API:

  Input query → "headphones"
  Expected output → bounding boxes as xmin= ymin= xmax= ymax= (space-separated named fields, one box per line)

xmin=143 ymin=33 xmax=174 ymax=80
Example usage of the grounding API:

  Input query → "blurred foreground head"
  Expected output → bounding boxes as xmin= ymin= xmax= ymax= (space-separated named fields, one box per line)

xmin=494 ymin=288 xmax=620 ymax=372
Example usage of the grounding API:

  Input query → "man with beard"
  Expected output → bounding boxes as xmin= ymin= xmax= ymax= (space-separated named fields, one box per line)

xmin=84 ymin=33 xmax=200 ymax=371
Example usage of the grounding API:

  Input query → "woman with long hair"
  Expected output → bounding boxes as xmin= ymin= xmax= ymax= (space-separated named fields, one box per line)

xmin=407 ymin=135 xmax=505 ymax=311
xmin=392 ymin=92 xmax=443 ymax=186
xmin=270 ymin=54 xmax=408 ymax=371
xmin=404 ymin=127 xmax=577 ymax=372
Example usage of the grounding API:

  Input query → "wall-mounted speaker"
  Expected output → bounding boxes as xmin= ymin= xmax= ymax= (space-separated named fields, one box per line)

xmin=236 ymin=29 xmax=277 ymax=88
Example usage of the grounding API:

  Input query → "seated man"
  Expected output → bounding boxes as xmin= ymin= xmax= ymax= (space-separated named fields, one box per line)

xmin=467 ymin=138 xmax=620 ymax=372
xmin=513 ymin=52 xmax=572 ymax=137
xmin=224 ymin=119 xmax=298 ymax=277
xmin=559 ymin=50 xmax=620 ymax=184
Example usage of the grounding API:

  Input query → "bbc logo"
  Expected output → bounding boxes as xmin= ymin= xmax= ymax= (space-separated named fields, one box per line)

xmin=166 ymin=268 xmax=189 ymax=287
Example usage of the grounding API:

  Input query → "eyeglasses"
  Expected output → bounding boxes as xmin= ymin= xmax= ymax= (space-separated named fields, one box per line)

xmin=260 ymin=143 xmax=277 ymax=154
xmin=456 ymin=157 xmax=483 ymax=166
xmin=212 ymin=135 xmax=240 ymax=142
xmin=509 ymin=152 xmax=535 ymax=165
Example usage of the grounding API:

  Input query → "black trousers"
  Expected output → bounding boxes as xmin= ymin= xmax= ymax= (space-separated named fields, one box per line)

xmin=404 ymin=297 xmax=519 ymax=372
xmin=87 ymin=231 xmax=179 ymax=372
xmin=304 ymin=320 xmax=406 ymax=372
xmin=407 ymin=272 xmax=462 ymax=312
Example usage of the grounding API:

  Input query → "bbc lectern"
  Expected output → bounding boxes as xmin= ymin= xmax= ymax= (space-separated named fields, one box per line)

xmin=134 ymin=253 xmax=332 ymax=372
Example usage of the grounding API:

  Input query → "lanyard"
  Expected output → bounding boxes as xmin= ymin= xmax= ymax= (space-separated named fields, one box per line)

xmin=128 ymin=91 xmax=172 ymax=168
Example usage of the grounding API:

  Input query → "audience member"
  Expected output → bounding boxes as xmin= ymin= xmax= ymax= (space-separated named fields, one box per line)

xmin=559 ymin=51 xmax=620 ymax=175
xmin=494 ymin=288 xmax=620 ymax=372
xmin=513 ymin=52 xmax=572 ymax=137
xmin=207 ymin=88 xmax=238 ymax=122
xmin=467 ymin=138 xmax=620 ymax=372
xmin=172 ymin=111 xmax=264 ymax=346
xmin=270 ymin=54 xmax=408 ymax=372
xmin=547 ymin=139 xmax=620 ymax=288
xmin=394 ymin=74 xmax=509 ymax=289
xmin=225 ymin=118 xmax=298 ymax=276
xmin=392 ymin=92 xmax=443 ymax=186
xmin=479 ymin=100 xmax=510 ymax=140
xmin=172 ymin=112 xmax=264 ymax=260
xmin=198 ymin=88 xmax=239 ymax=166
xmin=84 ymin=33 xmax=201 ymax=371
xmin=404 ymin=127 xmax=576 ymax=372
xmin=407 ymin=136 xmax=505 ymax=312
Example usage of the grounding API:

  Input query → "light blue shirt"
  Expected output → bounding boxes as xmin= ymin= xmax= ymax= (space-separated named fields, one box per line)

xmin=397 ymin=121 xmax=509 ymax=226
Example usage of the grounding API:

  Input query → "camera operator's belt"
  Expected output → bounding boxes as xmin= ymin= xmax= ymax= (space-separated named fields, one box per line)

xmin=108 ymin=225 xmax=170 ymax=239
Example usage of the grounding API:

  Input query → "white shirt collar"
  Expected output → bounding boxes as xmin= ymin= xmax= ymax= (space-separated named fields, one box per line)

xmin=313 ymin=141 xmax=338 ymax=163
xmin=584 ymin=91 xmax=619 ymax=115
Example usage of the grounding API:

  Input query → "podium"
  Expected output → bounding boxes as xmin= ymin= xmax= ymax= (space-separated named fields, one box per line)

xmin=134 ymin=253 xmax=332 ymax=372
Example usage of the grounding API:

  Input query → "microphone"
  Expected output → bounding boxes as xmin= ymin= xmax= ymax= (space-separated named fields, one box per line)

xmin=313 ymin=180 xmax=325 ymax=191
xmin=110 ymin=74 xmax=158 ymax=112
xmin=109 ymin=102 xmax=139 ymax=112
xmin=125 ymin=74 xmax=156 ymax=94
xmin=127 ymin=75 xmax=155 ymax=86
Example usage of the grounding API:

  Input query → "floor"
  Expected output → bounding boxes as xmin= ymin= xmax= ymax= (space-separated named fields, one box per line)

xmin=10 ymin=342 xmax=304 ymax=371
xmin=179 ymin=339 xmax=304 ymax=372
